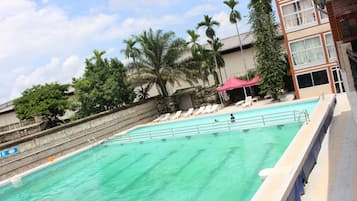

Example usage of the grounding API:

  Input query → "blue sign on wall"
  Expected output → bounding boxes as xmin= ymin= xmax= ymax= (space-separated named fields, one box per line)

xmin=0 ymin=147 xmax=19 ymax=159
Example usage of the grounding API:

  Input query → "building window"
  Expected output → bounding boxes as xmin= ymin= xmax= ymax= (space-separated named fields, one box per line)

xmin=324 ymin=33 xmax=337 ymax=61
xmin=282 ymin=0 xmax=316 ymax=31
xmin=332 ymin=67 xmax=345 ymax=93
xmin=296 ymin=69 xmax=329 ymax=89
xmin=319 ymin=7 xmax=329 ymax=23
xmin=289 ymin=35 xmax=325 ymax=69
xmin=297 ymin=73 xmax=313 ymax=88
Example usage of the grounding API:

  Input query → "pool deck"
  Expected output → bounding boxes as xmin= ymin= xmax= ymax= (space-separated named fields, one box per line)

xmin=301 ymin=93 xmax=357 ymax=201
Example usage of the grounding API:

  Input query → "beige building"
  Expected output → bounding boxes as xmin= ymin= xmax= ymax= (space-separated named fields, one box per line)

xmin=162 ymin=32 xmax=284 ymax=96
xmin=0 ymin=101 xmax=18 ymax=127
xmin=275 ymin=0 xmax=345 ymax=99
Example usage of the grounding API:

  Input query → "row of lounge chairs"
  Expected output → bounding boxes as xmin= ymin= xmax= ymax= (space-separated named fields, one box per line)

xmin=153 ymin=104 xmax=220 ymax=123
xmin=235 ymin=96 xmax=258 ymax=108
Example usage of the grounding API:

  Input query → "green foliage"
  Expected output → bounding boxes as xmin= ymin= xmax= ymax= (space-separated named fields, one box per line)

xmin=249 ymin=0 xmax=285 ymax=100
xmin=224 ymin=0 xmax=242 ymax=24
xmin=237 ymin=69 xmax=257 ymax=80
xmin=186 ymin=29 xmax=219 ymax=87
xmin=196 ymin=15 xmax=220 ymax=40
xmin=13 ymin=83 xmax=70 ymax=128
xmin=126 ymin=29 xmax=199 ymax=97
xmin=197 ymin=15 xmax=225 ymax=85
xmin=74 ymin=50 xmax=135 ymax=117
xmin=186 ymin=29 xmax=202 ymax=58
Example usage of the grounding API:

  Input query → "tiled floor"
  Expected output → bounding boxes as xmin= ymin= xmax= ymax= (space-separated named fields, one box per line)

xmin=301 ymin=93 xmax=357 ymax=201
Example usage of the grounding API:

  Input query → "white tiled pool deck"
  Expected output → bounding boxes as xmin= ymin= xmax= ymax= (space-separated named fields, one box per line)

xmin=301 ymin=93 xmax=357 ymax=201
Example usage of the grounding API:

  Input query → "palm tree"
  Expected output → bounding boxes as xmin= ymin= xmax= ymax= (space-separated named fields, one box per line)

xmin=197 ymin=15 xmax=225 ymax=84
xmin=196 ymin=15 xmax=220 ymax=40
xmin=208 ymin=38 xmax=226 ymax=81
xmin=121 ymin=38 xmax=140 ymax=72
xmin=186 ymin=29 xmax=201 ymax=57
xmin=128 ymin=29 xmax=198 ymax=97
xmin=224 ymin=0 xmax=249 ymax=80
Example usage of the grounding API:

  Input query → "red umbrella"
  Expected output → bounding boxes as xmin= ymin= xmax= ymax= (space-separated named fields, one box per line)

xmin=217 ymin=77 xmax=248 ymax=92
xmin=246 ymin=76 xmax=260 ymax=87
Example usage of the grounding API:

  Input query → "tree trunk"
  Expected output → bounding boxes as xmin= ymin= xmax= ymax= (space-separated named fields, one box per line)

xmin=157 ymin=80 xmax=169 ymax=97
xmin=235 ymin=22 xmax=249 ymax=80
xmin=214 ymin=56 xmax=223 ymax=85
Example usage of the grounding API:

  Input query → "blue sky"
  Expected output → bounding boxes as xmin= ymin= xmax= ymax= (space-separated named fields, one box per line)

xmin=0 ymin=0 xmax=278 ymax=103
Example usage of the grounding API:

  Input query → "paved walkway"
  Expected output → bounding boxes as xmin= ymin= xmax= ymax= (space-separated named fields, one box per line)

xmin=301 ymin=93 xmax=357 ymax=201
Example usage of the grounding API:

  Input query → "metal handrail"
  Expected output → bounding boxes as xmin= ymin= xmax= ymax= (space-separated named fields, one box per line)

xmin=108 ymin=110 xmax=310 ymax=145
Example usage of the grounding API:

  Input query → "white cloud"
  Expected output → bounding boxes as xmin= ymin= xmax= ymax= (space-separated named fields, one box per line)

xmin=0 ymin=0 xmax=34 ymax=19
xmin=184 ymin=4 xmax=216 ymax=17
xmin=194 ymin=11 xmax=251 ymax=46
xmin=102 ymin=14 xmax=184 ymax=40
xmin=0 ymin=2 xmax=118 ymax=62
xmin=63 ymin=55 xmax=80 ymax=70
xmin=10 ymin=55 xmax=84 ymax=100
xmin=108 ymin=0 xmax=180 ymax=9
xmin=105 ymin=48 xmax=116 ymax=56
xmin=213 ymin=12 xmax=237 ymax=39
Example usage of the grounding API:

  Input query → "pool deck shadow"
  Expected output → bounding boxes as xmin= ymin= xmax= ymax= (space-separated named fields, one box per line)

xmin=301 ymin=93 xmax=357 ymax=201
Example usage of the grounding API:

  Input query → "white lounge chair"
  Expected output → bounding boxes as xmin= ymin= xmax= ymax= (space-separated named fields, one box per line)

xmin=235 ymin=100 xmax=245 ymax=107
xmin=252 ymin=96 xmax=259 ymax=102
xmin=264 ymin=94 xmax=272 ymax=99
xmin=159 ymin=113 xmax=172 ymax=121
xmin=242 ymin=96 xmax=253 ymax=108
xmin=153 ymin=113 xmax=170 ymax=122
xmin=202 ymin=104 xmax=212 ymax=114
xmin=170 ymin=111 xmax=182 ymax=120
xmin=182 ymin=108 xmax=194 ymax=117
xmin=282 ymin=94 xmax=295 ymax=101
xmin=193 ymin=106 xmax=205 ymax=116
xmin=209 ymin=104 xmax=219 ymax=113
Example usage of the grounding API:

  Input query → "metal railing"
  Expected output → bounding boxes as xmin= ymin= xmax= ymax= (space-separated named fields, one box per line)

xmin=108 ymin=110 xmax=310 ymax=145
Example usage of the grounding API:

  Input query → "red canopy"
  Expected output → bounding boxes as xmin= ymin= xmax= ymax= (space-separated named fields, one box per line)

xmin=217 ymin=77 xmax=248 ymax=92
xmin=217 ymin=76 xmax=261 ymax=92
xmin=245 ymin=76 xmax=260 ymax=87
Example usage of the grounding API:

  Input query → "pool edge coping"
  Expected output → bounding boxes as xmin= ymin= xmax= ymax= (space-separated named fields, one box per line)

xmin=251 ymin=94 xmax=335 ymax=201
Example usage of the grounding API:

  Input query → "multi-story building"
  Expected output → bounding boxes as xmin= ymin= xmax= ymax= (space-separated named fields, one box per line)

xmin=275 ymin=0 xmax=345 ymax=99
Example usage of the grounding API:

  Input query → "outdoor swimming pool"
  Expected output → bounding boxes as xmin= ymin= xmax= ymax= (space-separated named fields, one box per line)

xmin=0 ymin=100 xmax=318 ymax=201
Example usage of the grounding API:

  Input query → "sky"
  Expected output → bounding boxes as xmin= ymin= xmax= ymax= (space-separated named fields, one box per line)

xmin=0 ymin=0 xmax=278 ymax=104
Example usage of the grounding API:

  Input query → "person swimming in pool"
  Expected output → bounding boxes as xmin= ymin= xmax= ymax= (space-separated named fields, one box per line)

xmin=230 ymin=113 xmax=235 ymax=123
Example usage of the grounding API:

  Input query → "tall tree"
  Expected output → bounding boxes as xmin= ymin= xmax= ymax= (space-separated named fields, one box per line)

xmin=122 ymin=38 xmax=152 ymax=100
xmin=186 ymin=29 xmax=202 ymax=57
xmin=121 ymin=38 xmax=140 ymax=72
xmin=224 ymin=0 xmax=249 ymax=80
xmin=196 ymin=15 xmax=220 ymax=40
xmin=127 ymin=29 xmax=198 ymax=97
xmin=13 ymin=83 xmax=70 ymax=128
xmin=208 ymin=38 xmax=226 ymax=80
xmin=74 ymin=50 xmax=135 ymax=117
xmin=249 ymin=0 xmax=285 ymax=100
xmin=186 ymin=29 xmax=212 ymax=87
xmin=197 ymin=15 xmax=224 ymax=84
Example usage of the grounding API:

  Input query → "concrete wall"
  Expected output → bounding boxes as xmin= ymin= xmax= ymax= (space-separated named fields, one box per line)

xmin=0 ymin=112 xmax=19 ymax=128
xmin=298 ymin=84 xmax=332 ymax=99
xmin=0 ymin=99 xmax=158 ymax=181
xmin=223 ymin=47 xmax=257 ymax=78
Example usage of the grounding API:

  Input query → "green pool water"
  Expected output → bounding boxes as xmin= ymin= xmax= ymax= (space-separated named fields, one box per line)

xmin=0 ymin=123 xmax=302 ymax=201
xmin=0 ymin=100 xmax=318 ymax=200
